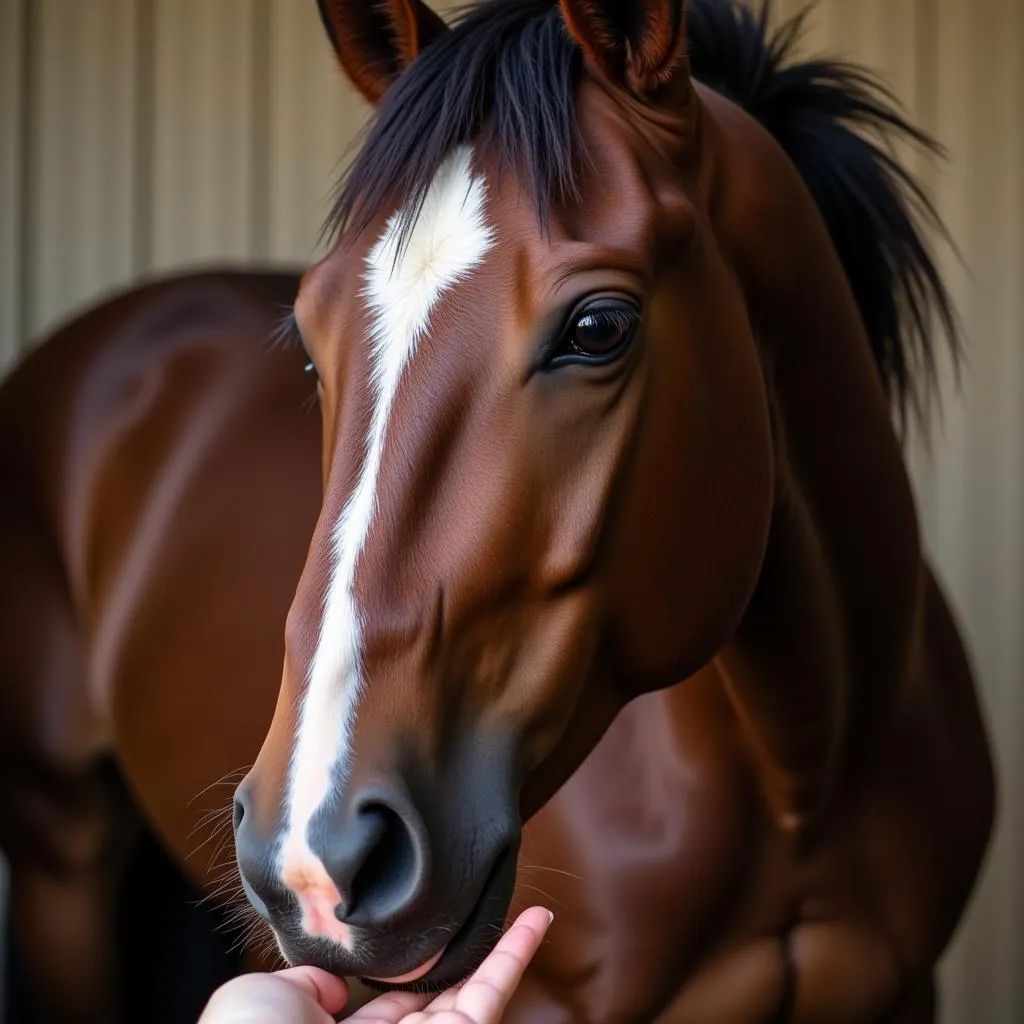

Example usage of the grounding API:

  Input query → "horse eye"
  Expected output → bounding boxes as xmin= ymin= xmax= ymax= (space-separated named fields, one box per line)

xmin=550 ymin=300 xmax=640 ymax=367
xmin=571 ymin=310 xmax=636 ymax=357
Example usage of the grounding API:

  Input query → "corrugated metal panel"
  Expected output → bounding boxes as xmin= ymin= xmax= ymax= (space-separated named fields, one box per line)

xmin=917 ymin=2 xmax=1024 ymax=1019
xmin=25 ymin=0 xmax=140 ymax=337
xmin=264 ymin=0 xmax=461 ymax=264
xmin=772 ymin=4 xmax=1024 ymax=1020
xmin=149 ymin=0 xmax=261 ymax=269
xmin=0 ymin=0 xmax=26 ymax=371
xmin=0 ymin=2 xmax=1020 ymax=1020
xmin=0 ymin=0 xmax=18 ymax=982
xmin=266 ymin=0 xmax=367 ymax=264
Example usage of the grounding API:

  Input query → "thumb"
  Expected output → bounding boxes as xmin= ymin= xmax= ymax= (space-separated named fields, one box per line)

xmin=199 ymin=968 xmax=349 ymax=1023
xmin=272 ymin=967 xmax=350 ymax=1015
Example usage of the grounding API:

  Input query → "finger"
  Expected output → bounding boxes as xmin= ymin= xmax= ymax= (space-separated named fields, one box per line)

xmin=452 ymin=908 xmax=553 ymax=1022
xmin=344 ymin=988 xmax=432 ymax=1023
xmin=426 ymin=907 xmax=552 ymax=1015
xmin=272 ymin=967 xmax=350 ymax=1016
xmin=424 ymin=986 xmax=460 ymax=1013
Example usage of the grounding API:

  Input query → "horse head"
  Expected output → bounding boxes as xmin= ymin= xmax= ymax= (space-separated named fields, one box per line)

xmin=234 ymin=0 xmax=776 ymax=987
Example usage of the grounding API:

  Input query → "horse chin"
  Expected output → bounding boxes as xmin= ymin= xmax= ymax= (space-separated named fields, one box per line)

xmin=357 ymin=909 xmax=501 ymax=995
xmin=360 ymin=844 xmax=519 ymax=994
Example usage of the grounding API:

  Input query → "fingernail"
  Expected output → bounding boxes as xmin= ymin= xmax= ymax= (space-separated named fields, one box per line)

xmin=546 ymin=910 xmax=554 ymax=925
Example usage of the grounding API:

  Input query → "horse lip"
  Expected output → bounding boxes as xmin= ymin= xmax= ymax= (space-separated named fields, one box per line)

xmin=366 ymin=946 xmax=446 ymax=984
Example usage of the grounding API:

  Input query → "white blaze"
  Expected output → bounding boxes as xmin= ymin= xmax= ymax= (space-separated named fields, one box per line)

xmin=278 ymin=146 xmax=495 ymax=933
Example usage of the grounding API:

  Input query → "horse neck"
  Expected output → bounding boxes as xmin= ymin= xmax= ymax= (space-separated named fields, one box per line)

xmin=716 ymin=376 xmax=923 ymax=834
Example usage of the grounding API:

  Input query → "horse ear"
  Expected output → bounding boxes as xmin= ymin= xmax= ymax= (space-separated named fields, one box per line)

xmin=559 ymin=0 xmax=690 ymax=98
xmin=316 ymin=0 xmax=448 ymax=106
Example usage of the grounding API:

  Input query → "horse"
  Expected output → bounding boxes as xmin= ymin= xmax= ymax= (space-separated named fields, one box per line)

xmin=0 ymin=1 xmax=996 ymax=1021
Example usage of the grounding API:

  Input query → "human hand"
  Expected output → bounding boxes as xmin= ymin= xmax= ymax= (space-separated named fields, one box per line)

xmin=197 ymin=906 xmax=553 ymax=1024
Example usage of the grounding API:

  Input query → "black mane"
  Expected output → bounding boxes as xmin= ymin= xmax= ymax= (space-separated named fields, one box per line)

xmin=686 ymin=2 xmax=958 ymax=423
xmin=329 ymin=0 xmax=958 ymax=421
xmin=327 ymin=0 xmax=581 ymax=243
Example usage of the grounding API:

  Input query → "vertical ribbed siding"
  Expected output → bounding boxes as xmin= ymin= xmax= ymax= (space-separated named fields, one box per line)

xmin=25 ymin=0 xmax=140 ymax=338
xmin=918 ymin=3 xmax=1024 ymax=1020
xmin=0 ymin=0 xmax=27 ymax=369
xmin=266 ymin=0 xmax=365 ymax=264
xmin=772 ymin=5 xmax=1024 ymax=1020
xmin=132 ymin=0 xmax=155 ymax=275
xmin=0 ymin=3 xmax=1020 ymax=1020
xmin=764 ymin=7 xmax=1024 ymax=1012
xmin=0 ymin=0 xmax=25 ymax=985
xmin=149 ymin=0 xmax=258 ymax=269
xmin=249 ymin=0 xmax=272 ymax=261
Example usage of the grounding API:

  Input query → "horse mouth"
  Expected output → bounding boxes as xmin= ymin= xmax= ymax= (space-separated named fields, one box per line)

xmin=360 ymin=846 xmax=517 ymax=993
xmin=367 ymin=947 xmax=446 ymax=985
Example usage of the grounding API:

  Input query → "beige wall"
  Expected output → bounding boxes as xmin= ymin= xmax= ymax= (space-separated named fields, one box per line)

xmin=0 ymin=0 xmax=374 ymax=354
xmin=0 ymin=1 xmax=1021 ymax=1020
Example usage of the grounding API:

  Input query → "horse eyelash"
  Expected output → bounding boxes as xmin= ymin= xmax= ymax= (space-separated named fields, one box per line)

xmin=583 ymin=309 xmax=637 ymax=331
xmin=271 ymin=307 xmax=303 ymax=349
xmin=271 ymin=308 xmax=318 ymax=375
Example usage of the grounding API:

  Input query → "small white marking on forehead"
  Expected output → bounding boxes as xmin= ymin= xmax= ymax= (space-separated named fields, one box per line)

xmin=278 ymin=146 xmax=494 ymax=938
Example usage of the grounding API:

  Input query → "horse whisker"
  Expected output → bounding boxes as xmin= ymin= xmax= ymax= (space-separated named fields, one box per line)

xmin=188 ymin=765 xmax=254 ymax=807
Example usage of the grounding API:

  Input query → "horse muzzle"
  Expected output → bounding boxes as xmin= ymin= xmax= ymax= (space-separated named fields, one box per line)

xmin=232 ymin=758 xmax=521 ymax=988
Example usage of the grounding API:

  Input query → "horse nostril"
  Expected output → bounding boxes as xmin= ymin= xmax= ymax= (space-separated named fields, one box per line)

xmin=341 ymin=804 xmax=417 ymax=920
xmin=321 ymin=791 xmax=429 ymax=927
xmin=232 ymin=796 xmax=245 ymax=831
